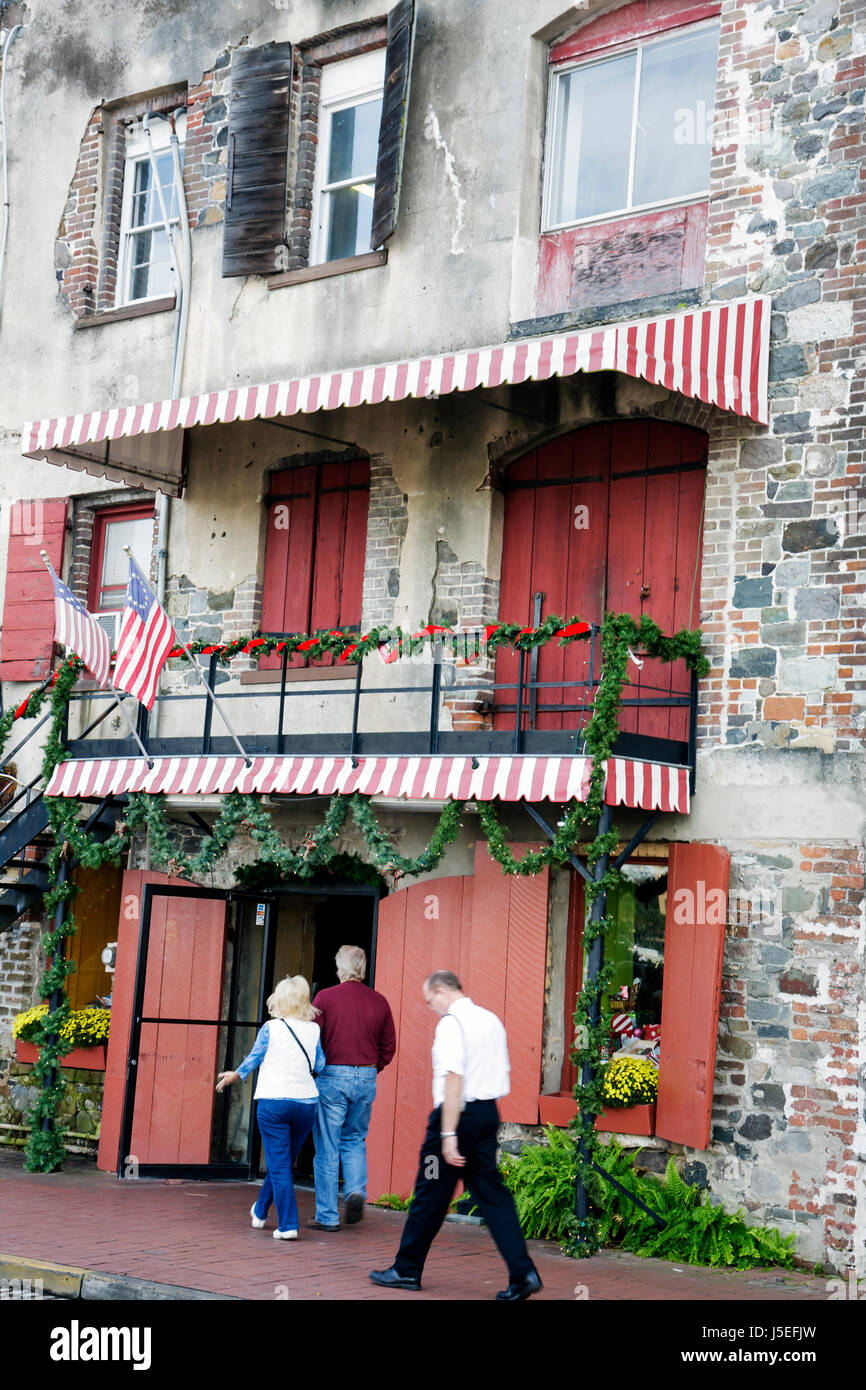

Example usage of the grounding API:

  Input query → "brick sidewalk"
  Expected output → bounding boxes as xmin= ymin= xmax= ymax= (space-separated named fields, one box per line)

xmin=0 ymin=1157 xmax=828 ymax=1301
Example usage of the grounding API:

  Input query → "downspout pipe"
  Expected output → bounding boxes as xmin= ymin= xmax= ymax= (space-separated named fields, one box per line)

xmin=0 ymin=24 xmax=23 ymax=335
xmin=141 ymin=109 xmax=190 ymax=736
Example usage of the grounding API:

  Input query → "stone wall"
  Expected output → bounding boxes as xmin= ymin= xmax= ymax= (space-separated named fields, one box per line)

xmin=0 ymin=1057 xmax=103 ymax=1157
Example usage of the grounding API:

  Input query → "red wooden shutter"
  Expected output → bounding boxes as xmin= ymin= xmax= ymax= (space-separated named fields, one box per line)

xmin=469 ymin=843 xmax=549 ymax=1124
xmin=259 ymin=460 xmax=369 ymax=670
xmin=655 ymin=842 xmax=731 ymax=1148
xmin=367 ymin=875 xmax=472 ymax=1199
xmin=0 ymin=499 xmax=67 ymax=681
xmin=97 ymin=871 xmax=226 ymax=1171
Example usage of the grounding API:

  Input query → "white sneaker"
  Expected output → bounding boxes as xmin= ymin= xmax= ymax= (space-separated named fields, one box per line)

xmin=250 ymin=1204 xmax=266 ymax=1229
xmin=274 ymin=1228 xmax=298 ymax=1240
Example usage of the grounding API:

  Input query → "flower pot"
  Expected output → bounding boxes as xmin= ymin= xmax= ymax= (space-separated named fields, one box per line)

xmin=595 ymin=1103 xmax=656 ymax=1136
xmin=15 ymin=1039 xmax=107 ymax=1071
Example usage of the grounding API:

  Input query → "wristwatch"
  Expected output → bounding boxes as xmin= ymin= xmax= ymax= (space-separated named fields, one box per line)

xmin=441 ymin=1130 xmax=457 ymax=1138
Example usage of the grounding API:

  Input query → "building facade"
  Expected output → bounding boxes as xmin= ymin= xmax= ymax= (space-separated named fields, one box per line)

xmin=0 ymin=0 xmax=863 ymax=1272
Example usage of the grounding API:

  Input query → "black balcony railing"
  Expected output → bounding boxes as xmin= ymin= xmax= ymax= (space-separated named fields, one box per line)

xmin=57 ymin=625 xmax=699 ymax=791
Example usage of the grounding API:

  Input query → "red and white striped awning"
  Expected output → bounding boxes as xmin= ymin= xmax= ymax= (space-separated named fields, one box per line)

xmin=23 ymin=296 xmax=769 ymax=493
xmin=44 ymin=752 xmax=690 ymax=813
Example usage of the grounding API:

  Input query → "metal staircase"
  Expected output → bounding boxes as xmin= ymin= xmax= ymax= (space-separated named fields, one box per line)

xmin=0 ymin=791 xmax=124 ymax=933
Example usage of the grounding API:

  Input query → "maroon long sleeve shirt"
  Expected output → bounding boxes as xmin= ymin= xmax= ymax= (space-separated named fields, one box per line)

xmin=312 ymin=980 xmax=396 ymax=1071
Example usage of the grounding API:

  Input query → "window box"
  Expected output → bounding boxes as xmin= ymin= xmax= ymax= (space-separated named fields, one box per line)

xmin=15 ymin=1039 xmax=107 ymax=1072
xmin=538 ymin=1091 xmax=656 ymax=1136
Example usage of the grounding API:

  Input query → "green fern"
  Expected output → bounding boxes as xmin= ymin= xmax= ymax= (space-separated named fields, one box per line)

xmin=501 ymin=1130 xmax=797 ymax=1270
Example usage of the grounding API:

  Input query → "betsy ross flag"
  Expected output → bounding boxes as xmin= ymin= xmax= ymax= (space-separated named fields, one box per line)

xmin=113 ymin=555 xmax=177 ymax=710
xmin=47 ymin=562 xmax=111 ymax=687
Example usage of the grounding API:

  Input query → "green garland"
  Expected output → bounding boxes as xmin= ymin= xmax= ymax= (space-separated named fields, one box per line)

xmin=4 ymin=610 xmax=706 ymax=1186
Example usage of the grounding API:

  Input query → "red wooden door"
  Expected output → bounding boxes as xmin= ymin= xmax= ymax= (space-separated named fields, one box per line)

xmin=367 ymin=846 xmax=549 ymax=1199
xmin=655 ymin=842 xmax=731 ymax=1148
xmin=496 ymin=422 xmax=705 ymax=744
xmin=259 ymin=458 xmax=369 ymax=669
xmin=98 ymin=871 xmax=227 ymax=1172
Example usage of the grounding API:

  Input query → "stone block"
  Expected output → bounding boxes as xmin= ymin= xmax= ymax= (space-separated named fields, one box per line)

xmin=733 ymin=576 xmax=773 ymax=608
xmin=787 ymin=301 xmax=854 ymax=342
xmin=773 ymin=481 xmax=812 ymax=502
xmin=761 ymin=621 xmax=805 ymax=648
xmin=739 ymin=1113 xmax=772 ymax=1141
xmin=779 ymin=655 xmax=836 ymax=692
xmin=793 ymin=586 xmax=839 ymax=620
xmin=774 ymin=558 xmax=810 ymax=587
xmin=757 ymin=1025 xmax=788 ymax=1039
xmin=802 ymin=167 xmax=859 ymax=204
xmin=740 ymin=438 xmax=783 ymax=469
xmin=782 ymin=518 xmax=839 ymax=551
xmin=779 ymin=969 xmax=818 ymax=996
xmin=730 ymin=648 xmax=777 ymax=678
xmin=760 ymin=606 xmax=788 ymax=623
xmin=774 ymin=279 xmax=821 ymax=312
xmin=767 ymin=347 xmax=811 ymax=386
xmin=773 ymin=412 xmax=811 ymax=435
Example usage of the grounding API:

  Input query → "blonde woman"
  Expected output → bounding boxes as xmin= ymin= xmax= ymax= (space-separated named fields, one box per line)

xmin=216 ymin=975 xmax=325 ymax=1240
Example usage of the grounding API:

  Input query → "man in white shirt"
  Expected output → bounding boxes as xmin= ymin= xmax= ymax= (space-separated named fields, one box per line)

xmin=370 ymin=969 xmax=542 ymax=1300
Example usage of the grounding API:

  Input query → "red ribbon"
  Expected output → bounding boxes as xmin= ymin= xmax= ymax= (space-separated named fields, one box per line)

xmin=296 ymin=639 xmax=319 ymax=652
xmin=338 ymin=644 xmax=358 ymax=663
xmin=243 ymin=638 xmax=268 ymax=651
xmin=558 ymin=622 xmax=591 ymax=637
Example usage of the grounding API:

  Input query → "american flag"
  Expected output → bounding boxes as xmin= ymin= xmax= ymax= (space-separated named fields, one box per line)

xmin=47 ymin=562 xmax=111 ymax=687
xmin=113 ymin=555 xmax=177 ymax=710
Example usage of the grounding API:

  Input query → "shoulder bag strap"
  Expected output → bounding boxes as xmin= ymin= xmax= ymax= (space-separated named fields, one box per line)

xmin=282 ymin=1020 xmax=315 ymax=1077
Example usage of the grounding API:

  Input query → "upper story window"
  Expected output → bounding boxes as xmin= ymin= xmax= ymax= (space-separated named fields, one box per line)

xmin=88 ymin=505 xmax=155 ymax=614
xmin=118 ymin=112 xmax=186 ymax=306
xmin=544 ymin=19 xmax=720 ymax=231
xmin=311 ymin=50 xmax=386 ymax=266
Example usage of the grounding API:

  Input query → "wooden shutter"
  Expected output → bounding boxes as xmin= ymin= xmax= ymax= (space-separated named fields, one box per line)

xmin=655 ymin=842 xmax=731 ymax=1148
xmin=259 ymin=460 xmax=370 ymax=669
xmin=97 ymin=870 xmax=226 ymax=1171
xmin=222 ymin=42 xmax=293 ymax=278
xmin=370 ymin=0 xmax=416 ymax=249
xmin=367 ymin=875 xmax=472 ymax=1199
xmin=0 ymin=499 xmax=67 ymax=681
xmin=469 ymin=842 xmax=549 ymax=1125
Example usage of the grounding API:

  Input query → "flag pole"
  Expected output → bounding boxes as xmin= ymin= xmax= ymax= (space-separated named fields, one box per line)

xmin=122 ymin=546 xmax=252 ymax=766
xmin=40 ymin=550 xmax=154 ymax=767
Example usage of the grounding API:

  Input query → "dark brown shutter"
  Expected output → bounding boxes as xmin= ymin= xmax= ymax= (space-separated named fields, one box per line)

xmin=370 ymin=0 xmax=416 ymax=249
xmin=0 ymin=499 xmax=67 ymax=682
xmin=222 ymin=42 xmax=293 ymax=278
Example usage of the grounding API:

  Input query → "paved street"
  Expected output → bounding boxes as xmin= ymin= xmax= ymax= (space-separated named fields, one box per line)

xmin=0 ymin=1154 xmax=829 ymax=1302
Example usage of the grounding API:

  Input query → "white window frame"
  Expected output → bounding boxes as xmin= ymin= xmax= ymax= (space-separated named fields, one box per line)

xmin=311 ymin=49 xmax=386 ymax=267
xmin=542 ymin=18 xmax=720 ymax=234
xmin=116 ymin=112 xmax=187 ymax=307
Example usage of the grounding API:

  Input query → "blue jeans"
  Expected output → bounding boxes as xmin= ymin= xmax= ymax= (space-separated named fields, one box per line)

xmin=254 ymin=1099 xmax=316 ymax=1233
xmin=313 ymin=1066 xmax=378 ymax=1227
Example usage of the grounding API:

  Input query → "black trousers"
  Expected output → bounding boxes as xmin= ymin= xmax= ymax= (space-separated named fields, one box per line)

xmin=394 ymin=1100 xmax=535 ymax=1283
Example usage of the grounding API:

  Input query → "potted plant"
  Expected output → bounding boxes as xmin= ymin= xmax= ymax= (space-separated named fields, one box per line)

xmin=595 ymin=1054 xmax=658 ymax=1135
xmin=13 ymin=1004 xmax=110 ymax=1071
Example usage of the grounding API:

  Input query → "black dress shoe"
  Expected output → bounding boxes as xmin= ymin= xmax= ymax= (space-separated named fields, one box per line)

xmin=306 ymin=1219 xmax=340 ymax=1232
xmin=495 ymin=1269 xmax=543 ymax=1301
xmin=344 ymin=1192 xmax=365 ymax=1225
xmin=369 ymin=1266 xmax=421 ymax=1291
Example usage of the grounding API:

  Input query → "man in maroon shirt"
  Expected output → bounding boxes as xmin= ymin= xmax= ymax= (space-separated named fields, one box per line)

xmin=309 ymin=944 xmax=396 ymax=1231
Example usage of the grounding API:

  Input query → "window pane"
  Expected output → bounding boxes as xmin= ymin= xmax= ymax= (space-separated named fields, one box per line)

xmin=325 ymin=182 xmax=375 ymax=261
xmin=128 ymin=226 xmax=175 ymax=301
xmin=99 ymin=516 xmax=153 ymax=608
xmin=632 ymin=26 xmax=718 ymax=208
xmin=327 ymin=97 xmax=382 ymax=184
xmin=549 ymin=52 xmax=636 ymax=224
xmin=130 ymin=152 xmax=178 ymax=228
